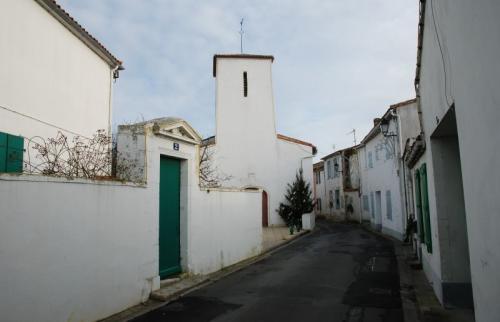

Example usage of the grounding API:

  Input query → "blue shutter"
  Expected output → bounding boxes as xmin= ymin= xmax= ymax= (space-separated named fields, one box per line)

xmin=386 ymin=190 xmax=392 ymax=220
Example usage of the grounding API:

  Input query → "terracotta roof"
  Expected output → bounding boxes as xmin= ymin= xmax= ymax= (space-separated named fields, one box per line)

xmin=35 ymin=0 xmax=122 ymax=68
xmin=313 ymin=161 xmax=324 ymax=171
xmin=213 ymin=54 xmax=274 ymax=77
xmin=320 ymin=145 xmax=360 ymax=161
xmin=276 ymin=134 xmax=314 ymax=148
xmin=200 ymin=133 xmax=317 ymax=154
xmin=359 ymin=98 xmax=416 ymax=145
xmin=390 ymin=98 xmax=417 ymax=109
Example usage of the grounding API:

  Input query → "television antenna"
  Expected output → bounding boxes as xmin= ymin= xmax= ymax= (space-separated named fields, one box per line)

xmin=347 ymin=129 xmax=357 ymax=145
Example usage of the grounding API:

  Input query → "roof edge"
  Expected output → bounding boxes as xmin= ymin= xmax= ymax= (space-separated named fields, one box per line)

xmin=390 ymin=98 xmax=417 ymax=109
xmin=35 ymin=0 xmax=122 ymax=68
xmin=213 ymin=54 xmax=275 ymax=77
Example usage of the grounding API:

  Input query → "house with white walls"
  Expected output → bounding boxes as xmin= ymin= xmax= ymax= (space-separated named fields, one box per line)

xmin=318 ymin=146 xmax=361 ymax=221
xmin=0 ymin=0 xmax=122 ymax=173
xmin=313 ymin=161 xmax=326 ymax=216
xmin=357 ymin=105 xmax=407 ymax=240
xmin=203 ymin=54 xmax=316 ymax=227
xmin=405 ymin=2 xmax=500 ymax=319
xmin=358 ymin=99 xmax=418 ymax=239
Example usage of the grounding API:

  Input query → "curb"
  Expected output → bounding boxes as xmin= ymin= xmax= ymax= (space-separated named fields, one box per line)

xmin=100 ymin=228 xmax=313 ymax=322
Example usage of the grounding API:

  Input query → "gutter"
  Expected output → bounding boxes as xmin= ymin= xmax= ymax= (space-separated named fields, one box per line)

xmin=414 ymin=0 xmax=426 ymax=139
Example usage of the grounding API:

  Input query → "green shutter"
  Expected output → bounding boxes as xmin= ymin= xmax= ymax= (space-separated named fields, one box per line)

xmin=6 ymin=134 xmax=24 ymax=173
xmin=414 ymin=170 xmax=424 ymax=241
xmin=420 ymin=163 xmax=432 ymax=253
xmin=0 ymin=133 xmax=7 ymax=172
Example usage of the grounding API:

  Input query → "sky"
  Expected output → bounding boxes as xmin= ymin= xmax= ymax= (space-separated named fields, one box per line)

xmin=58 ymin=0 xmax=419 ymax=160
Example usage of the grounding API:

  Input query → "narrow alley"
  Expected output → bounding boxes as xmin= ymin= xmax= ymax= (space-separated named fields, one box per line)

xmin=132 ymin=220 xmax=402 ymax=322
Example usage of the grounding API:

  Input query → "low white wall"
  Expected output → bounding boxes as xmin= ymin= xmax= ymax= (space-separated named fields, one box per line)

xmin=188 ymin=188 xmax=262 ymax=275
xmin=0 ymin=175 xmax=157 ymax=322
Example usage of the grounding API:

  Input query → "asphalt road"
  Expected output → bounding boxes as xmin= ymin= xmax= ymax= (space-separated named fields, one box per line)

xmin=133 ymin=220 xmax=403 ymax=322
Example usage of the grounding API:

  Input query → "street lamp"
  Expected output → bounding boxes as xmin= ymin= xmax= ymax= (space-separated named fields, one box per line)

xmin=334 ymin=161 xmax=342 ymax=173
xmin=379 ymin=119 xmax=397 ymax=137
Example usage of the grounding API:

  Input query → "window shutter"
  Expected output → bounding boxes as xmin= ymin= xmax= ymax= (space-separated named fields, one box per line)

xmin=386 ymin=190 xmax=392 ymax=220
xmin=414 ymin=170 xmax=424 ymax=241
xmin=0 ymin=133 xmax=7 ymax=172
xmin=6 ymin=134 xmax=24 ymax=173
xmin=420 ymin=164 xmax=432 ymax=253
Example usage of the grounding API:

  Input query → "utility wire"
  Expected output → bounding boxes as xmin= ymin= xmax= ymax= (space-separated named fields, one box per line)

xmin=0 ymin=103 xmax=89 ymax=138
xmin=430 ymin=0 xmax=454 ymax=107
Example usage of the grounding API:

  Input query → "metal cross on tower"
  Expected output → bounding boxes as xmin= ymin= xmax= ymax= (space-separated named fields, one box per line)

xmin=239 ymin=18 xmax=244 ymax=54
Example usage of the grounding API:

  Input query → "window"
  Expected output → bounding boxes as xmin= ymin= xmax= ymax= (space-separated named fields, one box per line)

xmin=0 ymin=132 xmax=24 ymax=173
xmin=368 ymin=152 xmax=373 ymax=168
xmin=363 ymin=195 xmax=369 ymax=211
xmin=329 ymin=190 xmax=333 ymax=208
xmin=415 ymin=164 xmax=432 ymax=253
xmin=386 ymin=190 xmax=392 ymax=220
xmin=370 ymin=192 xmax=375 ymax=218
xmin=316 ymin=198 xmax=322 ymax=211
xmin=315 ymin=171 xmax=321 ymax=184
xmin=326 ymin=160 xmax=332 ymax=179
xmin=243 ymin=71 xmax=248 ymax=97
xmin=375 ymin=148 xmax=379 ymax=161
xmin=335 ymin=189 xmax=340 ymax=209
xmin=333 ymin=157 xmax=340 ymax=178
xmin=385 ymin=147 xmax=392 ymax=160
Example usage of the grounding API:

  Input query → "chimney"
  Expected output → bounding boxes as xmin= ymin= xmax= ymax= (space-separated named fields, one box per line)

xmin=373 ymin=118 xmax=381 ymax=127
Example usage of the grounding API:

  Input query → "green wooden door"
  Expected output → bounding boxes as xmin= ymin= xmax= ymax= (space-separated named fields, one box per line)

xmin=159 ymin=156 xmax=181 ymax=278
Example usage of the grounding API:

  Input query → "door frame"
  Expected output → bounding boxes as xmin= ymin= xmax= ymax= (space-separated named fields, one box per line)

xmin=159 ymin=155 xmax=182 ymax=279
xmin=375 ymin=191 xmax=382 ymax=231
xmin=262 ymin=190 xmax=269 ymax=227
xmin=157 ymin=150 xmax=190 ymax=279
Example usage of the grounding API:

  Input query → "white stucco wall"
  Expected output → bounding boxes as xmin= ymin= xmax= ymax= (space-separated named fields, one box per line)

xmin=213 ymin=56 xmax=314 ymax=226
xmin=117 ymin=123 xmax=264 ymax=275
xmin=189 ymin=188 xmax=262 ymax=275
xmin=358 ymin=131 xmax=404 ymax=240
xmin=0 ymin=175 xmax=156 ymax=322
xmin=411 ymin=154 xmax=444 ymax=302
xmin=313 ymin=167 xmax=328 ymax=215
xmin=0 ymin=0 xmax=114 ymax=141
xmin=0 ymin=120 xmax=264 ymax=322
xmin=418 ymin=1 xmax=500 ymax=319
xmin=322 ymin=154 xmax=344 ymax=218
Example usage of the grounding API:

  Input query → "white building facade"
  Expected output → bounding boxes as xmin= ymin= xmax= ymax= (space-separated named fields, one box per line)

xmin=0 ymin=0 xmax=121 ymax=141
xmin=313 ymin=161 xmax=326 ymax=216
xmin=207 ymin=54 xmax=316 ymax=226
xmin=407 ymin=1 xmax=500 ymax=319
xmin=317 ymin=147 xmax=361 ymax=221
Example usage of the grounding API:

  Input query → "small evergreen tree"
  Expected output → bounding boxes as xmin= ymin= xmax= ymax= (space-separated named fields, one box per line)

xmin=277 ymin=169 xmax=314 ymax=233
